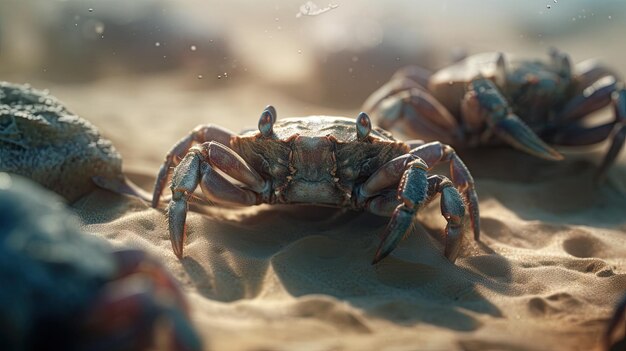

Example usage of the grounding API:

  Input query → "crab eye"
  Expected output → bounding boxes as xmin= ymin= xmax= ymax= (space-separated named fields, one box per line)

xmin=258 ymin=109 xmax=274 ymax=137
xmin=356 ymin=112 xmax=371 ymax=140
xmin=264 ymin=105 xmax=277 ymax=123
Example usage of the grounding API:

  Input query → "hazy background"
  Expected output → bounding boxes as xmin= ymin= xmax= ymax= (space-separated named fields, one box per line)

xmin=1 ymin=0 xmax=625 ymax=168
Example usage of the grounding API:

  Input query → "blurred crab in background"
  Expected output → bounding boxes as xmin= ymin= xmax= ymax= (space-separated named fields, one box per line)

xmin=605 ymin=294 xmax=626 ymax=351
xmin=151 ymin=106 xmax=480 ymax=264
xmin=364 ymin=49 xmax=626 ymax=182
xmin=0 ymin=173 xmax=201 ymax=351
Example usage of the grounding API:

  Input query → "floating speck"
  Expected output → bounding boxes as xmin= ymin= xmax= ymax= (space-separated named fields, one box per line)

xmin=190 ymin=45 xmax=197 ymax=51
xmin=94 ymin=23 xmax=105 ymax=35
xmin=297 ymin=49 xmax=302 ymax=54
xmin=155 ymin=41 xmax=161 ymax=47
xmin=217 ymin=75 xmax=222 ymax=79
xmin=608 ymin=15 xmax=612 ymax=19
xmin=197 ymin=74 xmax=203 ymax=79
xmin=88 ymin=8 xmax=93 ymax=12
xmin=223 ymin=72 xmax=228 ymax=78
xmin=547 ymin=5 xmax=551 ymax=9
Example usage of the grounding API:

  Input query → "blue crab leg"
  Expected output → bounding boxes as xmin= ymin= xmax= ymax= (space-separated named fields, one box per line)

xmin=373 ymin=165 xmax=466 ymax=263
xmin=556 ymin=75 xmax=617 ymax=124
xmin=167 ymin=142 xmax=267 ymax=258
xmin=573 ymin=59 xmax=620 ymax=90
xmin=410 ymin=141 xmax=480 ymax=241
xmin=152 ymin=125 xmax=235 ymax=208
xmin=463 ymin=77 xmax=563 ymax=161
xmin=81 ymin=250 xmax=202 ymax=351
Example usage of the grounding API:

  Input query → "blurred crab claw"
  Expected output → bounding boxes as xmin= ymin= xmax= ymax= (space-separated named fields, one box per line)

xmin=80 ymin=250 xmax=202 ymax=351
xmin=464 ymin=77 xmax=563 ymax=161
xmin=373 ymin=207 xmax=414 ymax=264
xmin=493 ymin=114 xmax=563 ymax=161
xmin=605 ymin=294 xmax=626 ymax=351
xmin=167 ymin=196 xmax=188 ymax=259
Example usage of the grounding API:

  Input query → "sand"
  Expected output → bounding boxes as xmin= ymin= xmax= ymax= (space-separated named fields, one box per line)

xmin=51 ymin=76 xmax=626 ymax=351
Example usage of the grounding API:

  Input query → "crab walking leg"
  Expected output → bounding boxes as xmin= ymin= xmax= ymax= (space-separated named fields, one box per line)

xmin=574 ymin=59 xmax=621 ymax=90
xmin=372 ymin=159 xmax=429 ymax=264
xmin=373 ymin=165 xmax=467 ymax=264
xmin=462 ymin=77 xmax=563 ymax=161
xmin=556 ymin=75 xmax=618 ymax=123
xmin=371 ymin=88 xmax=461 ymax=144
xmin=167 ymin=143 xmax=266 ymax=258
xmin=152 ymin=125 xmax=235 ymax=208
xmin=410 ymin=141 xmax=480 ymax=240
xmin=596 ymin=88 xmax=626 ymax=183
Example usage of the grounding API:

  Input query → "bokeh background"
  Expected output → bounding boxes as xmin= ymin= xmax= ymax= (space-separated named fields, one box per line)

xmin=1 ymin=0 xmax=625 ymax=169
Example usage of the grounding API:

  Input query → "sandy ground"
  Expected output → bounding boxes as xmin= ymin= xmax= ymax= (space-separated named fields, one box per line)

xmin=40 ymin=75 xmax=626 ymax=351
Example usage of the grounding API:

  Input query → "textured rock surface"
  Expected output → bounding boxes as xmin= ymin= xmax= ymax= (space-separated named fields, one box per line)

xmin=0 ymin=82 xmax=122 ymax=202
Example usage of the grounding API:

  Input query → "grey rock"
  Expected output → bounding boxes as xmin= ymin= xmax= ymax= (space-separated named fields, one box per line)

xmin=0 ymin=82 xmax=122 ymax=202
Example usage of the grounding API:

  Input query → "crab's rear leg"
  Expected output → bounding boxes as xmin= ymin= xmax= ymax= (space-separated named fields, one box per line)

xmin=410 ymin=141 xmax=480 ymax=240
xmin=462 ymin=76 xmax=563 ymax=161
xmin=371 ymin=159 xmax=466 ymax=263
xmin=363 ymin=76 xmax=461 ymax=145
xmin=152 ymin=124 xmax=235 ymax=208
xmin=81 ymin=250 xmax=201 ymax=351
xmin=167 ymin=142 xmax=267 ymax=258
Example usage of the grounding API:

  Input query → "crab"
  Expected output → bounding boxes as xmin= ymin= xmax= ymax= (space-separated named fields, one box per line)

xmin=151 ymin=106 xmax=480 ymax=264
xmin=363 ymin=49 xmax=626 ymax=182
xmin=0 ymin=173 xmax=201 ymax=351
xmin=605 ymin=294 xmax=626 ymax=351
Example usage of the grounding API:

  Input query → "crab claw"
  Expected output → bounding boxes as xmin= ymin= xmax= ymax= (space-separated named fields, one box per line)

xmin=81 ymin=250 xmax=202 ymax=351
xmin=464 ymin=77 xmax=563 ymax=161
xmin=167 ymin=196 xmax=188 ymax=258
xmin=373 ymin=206 xmax=414 ymax=264
xmin=493 ymin=114 xmax=564 ymax=161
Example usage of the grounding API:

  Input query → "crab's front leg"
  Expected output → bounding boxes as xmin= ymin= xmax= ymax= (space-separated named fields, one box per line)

xmin=358 ymin=155 xmax=467 ymax=264
xmin=552 ymin=74 xmax=626 ymax=182
xmin=167 ymin=141 xmax=268 ymax=258
xmin=462 ymin=76 xmax=563 ymax=161
xmin=153 ymin=124 xmax=236 ymax=208
xmin=410 ymin=141 xmax=480 ymax=240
